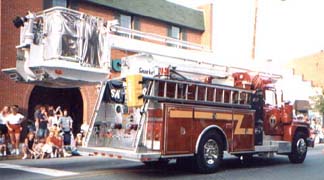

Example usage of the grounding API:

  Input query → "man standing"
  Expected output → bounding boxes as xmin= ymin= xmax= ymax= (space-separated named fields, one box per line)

xmin=59 ymin=109 xmax=73 ymax=147
xmin=37 ymin=106 xmax=49 ymax=138
xmin=34 ymin=105 xmax=41 ymax=133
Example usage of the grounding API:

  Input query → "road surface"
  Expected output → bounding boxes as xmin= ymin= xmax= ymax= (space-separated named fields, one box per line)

xmin=1 ymin=144 xmax=323 ymax=180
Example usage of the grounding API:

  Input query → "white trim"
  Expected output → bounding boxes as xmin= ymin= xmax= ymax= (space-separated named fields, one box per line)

xmin=161 ymin=153 xmax=194 ymax=158
xmin=194 ymin=125 xmax=228 ymax=154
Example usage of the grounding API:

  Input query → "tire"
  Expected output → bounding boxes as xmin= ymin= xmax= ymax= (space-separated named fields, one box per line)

xmin=194 ymin=131 xmax=224 ymax=174
xmin=288 ymin=131 xmax=307 ymax=164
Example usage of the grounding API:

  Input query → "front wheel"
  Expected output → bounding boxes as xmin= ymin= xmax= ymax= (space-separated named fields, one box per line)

xmin=288 ymin=131 xmax=307 ymax=163
xmin=194 ymin=131 xmax=224 ymax=174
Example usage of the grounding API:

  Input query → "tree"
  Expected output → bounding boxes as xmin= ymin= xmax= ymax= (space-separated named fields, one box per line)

xmin=310 ymin=93 xmax=324 ymax=118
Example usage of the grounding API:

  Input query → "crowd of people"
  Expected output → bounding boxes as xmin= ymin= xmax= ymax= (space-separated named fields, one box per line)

xmin=310 ymin=116 xmax=324 ymax=144
xmin=0 ymin=105 xmax=85 ymax=159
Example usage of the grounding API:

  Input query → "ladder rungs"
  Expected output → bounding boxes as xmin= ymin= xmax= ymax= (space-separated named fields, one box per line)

xmin=150 ymin=78 xmax=252 ymax=109
xmin=144 ymin=95 xmax=251 ymax=109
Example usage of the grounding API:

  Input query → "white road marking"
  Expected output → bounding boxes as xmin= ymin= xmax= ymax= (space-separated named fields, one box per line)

xmin=0 ymin=163 xmax=79 ymax=177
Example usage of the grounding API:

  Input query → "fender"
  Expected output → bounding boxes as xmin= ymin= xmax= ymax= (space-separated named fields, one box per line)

xmin=195 ymin=125 xmax=228 ymax=154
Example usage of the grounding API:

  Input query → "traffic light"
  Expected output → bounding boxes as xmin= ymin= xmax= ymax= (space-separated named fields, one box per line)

xmin=126 ymin=74 xmax=144 ymax=107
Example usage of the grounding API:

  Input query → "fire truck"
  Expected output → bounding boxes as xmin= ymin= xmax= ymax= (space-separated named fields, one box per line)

xmin=3 ymin=7 xmax=313 ymax=173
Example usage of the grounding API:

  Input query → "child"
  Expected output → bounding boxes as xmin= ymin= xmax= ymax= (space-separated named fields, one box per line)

xmin=42 ymin=134 xmax=54 ymax=159
xmin=46 ymin=131 xmax=63 ymax=158
xmin=22 ymin=132 xmax=36 ymax=159
xmin=74 ymin=133 xmax=83 ymax=147
xmin=0 ymin=130 xmax=7 ymax=156
xmin=34 ymin=138 xmax=45 ymax=159
xmin=49 ymin=124 xmax=61 ymax=137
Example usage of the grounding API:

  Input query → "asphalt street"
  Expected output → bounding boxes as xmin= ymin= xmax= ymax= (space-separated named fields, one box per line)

xmin=1 ymin=144 xmax=324 ymax=180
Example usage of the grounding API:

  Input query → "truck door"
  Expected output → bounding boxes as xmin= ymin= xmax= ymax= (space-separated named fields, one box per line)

xmin=232 ymin=109 xmax=255 ymax=152
xmin=263 ymin=89 xmax=284 ymax=135
xmin=164 ymin=104 xmax=193 ymax=155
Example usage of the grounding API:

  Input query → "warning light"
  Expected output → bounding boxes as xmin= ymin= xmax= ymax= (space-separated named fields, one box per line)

xmin=54 ymin=69 xmax=63 ymax=75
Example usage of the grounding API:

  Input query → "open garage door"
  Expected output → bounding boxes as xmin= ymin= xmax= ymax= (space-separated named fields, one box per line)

xmin=28 ymin=86 xmax=83 ymax=135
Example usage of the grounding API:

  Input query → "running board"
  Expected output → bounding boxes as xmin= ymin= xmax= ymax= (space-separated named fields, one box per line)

xmin=78 ymin=147 xmax=161 ymax=162
xmin=230 ymin=141 xmax=291 ymax=155
xmin=255 ymin=141 xmax=291 ymax=154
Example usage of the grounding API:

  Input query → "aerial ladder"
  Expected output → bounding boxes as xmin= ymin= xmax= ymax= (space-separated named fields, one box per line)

xmin=2 ymin=7 xmax=313 ymax=174
xmin=3 ymin=7 xmax=279 ymax=87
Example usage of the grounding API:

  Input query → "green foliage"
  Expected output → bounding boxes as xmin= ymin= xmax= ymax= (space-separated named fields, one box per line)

xmin=311 ymin=94 xmax=324 ymax=113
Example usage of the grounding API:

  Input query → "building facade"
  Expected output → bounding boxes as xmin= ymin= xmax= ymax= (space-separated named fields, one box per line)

xmin=0 ymin=0 xmax=207 ymax=134
xmin=287 ymin=51 xmax=324 ymax=88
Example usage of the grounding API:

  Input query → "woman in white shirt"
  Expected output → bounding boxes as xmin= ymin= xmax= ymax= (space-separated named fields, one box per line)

xmin=0 ymin=106 xmax=10 ymax=135
xmin=6 ymin=106 xmax=24 ymax=155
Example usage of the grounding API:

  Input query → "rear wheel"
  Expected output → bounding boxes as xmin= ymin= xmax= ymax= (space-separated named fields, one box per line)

xmin=194 ymin=131 xmax=223 ymax=173
xmin=288 ymin=131 xmax=307 ymax=163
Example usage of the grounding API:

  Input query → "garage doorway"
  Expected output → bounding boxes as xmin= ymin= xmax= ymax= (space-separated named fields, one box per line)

xmin=28 ymin=86 xmax=83 ymax=135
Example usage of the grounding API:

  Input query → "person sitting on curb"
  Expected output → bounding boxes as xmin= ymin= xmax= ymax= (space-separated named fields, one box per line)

xmin=33 ymin=138 xmax=45 ymax=159
xmin=0 ymin=130 xmax=7 ymax=156
xmin=22 ymin=132 xmax=36 ymax=159
xmin=46 ymin=131 xmax=63 ymax=158
xmin=41 ymin=137 xmax=53 ymax=159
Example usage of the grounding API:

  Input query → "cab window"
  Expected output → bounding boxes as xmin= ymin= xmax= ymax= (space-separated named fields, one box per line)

xmin=265 ymin=89 xmax=277 ymax=106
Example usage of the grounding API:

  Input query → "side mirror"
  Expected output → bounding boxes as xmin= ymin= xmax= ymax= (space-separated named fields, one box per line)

xmin=281 ymin=90 xmax=284 ymax=103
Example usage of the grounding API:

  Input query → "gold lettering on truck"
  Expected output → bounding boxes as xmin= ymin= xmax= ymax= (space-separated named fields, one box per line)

xmin=193 ymin=112 xmax=253 ymax=135
xmin=169 ymin=110 xmax=253 ymax=135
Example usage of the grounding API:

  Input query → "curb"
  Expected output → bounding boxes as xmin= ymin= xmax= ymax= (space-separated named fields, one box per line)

xmin=0 ymin=154 xmax=24 ymax=161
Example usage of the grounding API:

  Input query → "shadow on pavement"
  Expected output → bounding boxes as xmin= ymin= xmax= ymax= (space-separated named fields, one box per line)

xmin=95 ymin=156 xmax=291 ymax=178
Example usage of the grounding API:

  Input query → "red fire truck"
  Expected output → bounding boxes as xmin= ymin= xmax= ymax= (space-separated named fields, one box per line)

xmin=3 ymin=7 xmax=313 ymax=173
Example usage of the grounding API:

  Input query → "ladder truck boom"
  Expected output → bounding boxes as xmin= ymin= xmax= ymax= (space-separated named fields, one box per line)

xmin=4 ymin=7 xmax=276 ymax=88
xmin=2 ymin=7 xmax=314 ymax=174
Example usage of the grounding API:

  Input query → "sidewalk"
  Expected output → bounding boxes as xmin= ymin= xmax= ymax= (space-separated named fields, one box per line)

xmin=0 ymin=143 xmax=25 ymax=160
xmin=0 ymin=154 xmax=24 ymax=160
xmin=0 ymin=143 xmax=82 ymax=161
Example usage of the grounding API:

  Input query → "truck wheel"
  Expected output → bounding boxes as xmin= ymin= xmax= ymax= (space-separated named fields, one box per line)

xmin=288 ymin=131 xmax=307 ymax=164
xmin=194 ymin=131 xmax=223 ymax=173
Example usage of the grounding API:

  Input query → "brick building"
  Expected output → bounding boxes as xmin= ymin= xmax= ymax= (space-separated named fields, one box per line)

xmin=0 ymin=0 xmax=209 ymax=134
xmin=286 ymin=51 xmax=324 ymax=88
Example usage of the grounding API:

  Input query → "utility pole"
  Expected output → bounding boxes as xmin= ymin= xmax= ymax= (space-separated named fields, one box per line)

xmin=251 ymin=0 xmax=258 ymax=61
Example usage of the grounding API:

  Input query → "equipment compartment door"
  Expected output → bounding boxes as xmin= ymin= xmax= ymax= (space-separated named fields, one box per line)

xmin=232 ymin=109 xmax=255 ymax=152
xmin=164 ymin=105 xmax=193 ymax=155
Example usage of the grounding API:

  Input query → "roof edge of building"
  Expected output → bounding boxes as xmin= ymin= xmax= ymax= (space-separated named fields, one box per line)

xmin=82 ymin=0 xmax=205 ymax=31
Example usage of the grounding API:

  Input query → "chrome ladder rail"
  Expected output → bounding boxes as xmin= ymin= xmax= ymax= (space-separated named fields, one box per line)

xmin=84 ymin=81 xmax=107 ymax=147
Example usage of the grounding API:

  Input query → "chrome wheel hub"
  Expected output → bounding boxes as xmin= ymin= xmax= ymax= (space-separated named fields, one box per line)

xmin=296 ymin=138 xmax=307 ymax=155
xmin=204 ymin=139 xmax=219 ymax=165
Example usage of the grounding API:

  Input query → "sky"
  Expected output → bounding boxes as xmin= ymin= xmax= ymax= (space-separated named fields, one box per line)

xmin=168 ymin=0 xmax=324 ymax=64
